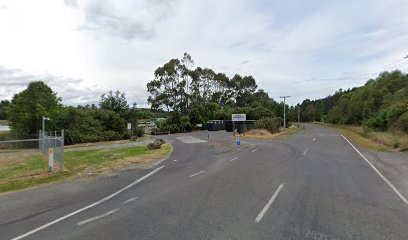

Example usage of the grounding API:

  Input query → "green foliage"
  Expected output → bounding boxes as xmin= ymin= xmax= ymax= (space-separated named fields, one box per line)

xmin=254 ymin=117 xmax=281 ymax=133
xmin=398 ymin=112 xmax=408 ymax=133
xmin=99 ymin=90 xmax=129 ymax=118
xmin=189 ymin=108 xmax=203 ymax=126
xmin=297 ymin=70 xmax=408 ymax=134
xmin=146 ymin=53 xmax=278 ymax=118
xmin=132 ymin=128 xmax=145 ymax=137
xmin=7 ymin=81 xmax=61 ymax=135
xmin=50 ymin=107 xmax=131 ymax=145
xmin=160 ymin=111 xmax=192 ymax=133
xmin=0 ymin=100 xmax=10 ymax=119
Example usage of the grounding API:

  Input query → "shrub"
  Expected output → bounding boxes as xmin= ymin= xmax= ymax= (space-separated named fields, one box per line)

xmin=132 ymin=128 xmax=145 ymax=137
xmin=159 ymin=111 xmax=192 ymax=133
xmin=398 ymin=112 xmax=408 ymax=133
xmin=254 ymin=117 xmax=281 ymax=133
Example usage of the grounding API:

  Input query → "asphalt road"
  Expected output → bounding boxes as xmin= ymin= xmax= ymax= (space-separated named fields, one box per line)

xmin=1 ymin=124 xmax=408 ymax=240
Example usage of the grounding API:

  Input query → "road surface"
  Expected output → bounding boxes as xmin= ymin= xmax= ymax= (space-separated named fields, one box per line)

xmin=0 ymin=124 xmax=407 ymax=240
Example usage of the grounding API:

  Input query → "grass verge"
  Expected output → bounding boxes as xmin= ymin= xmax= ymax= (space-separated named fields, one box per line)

xmin=316 ymin=123 xmax=408 ymax=152
xmin=237 ymin=125 xmax=305 ymax=140
xmin=64 ymin=136 xmax=154 ymax=149
xmin=0 ymin=144 xmax=172 ymax=194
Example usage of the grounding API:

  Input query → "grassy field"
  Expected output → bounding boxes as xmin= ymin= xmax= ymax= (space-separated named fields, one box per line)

xmin=0 ymin=144 xmax=172 ymax=194
xmin=316 ymin=123 xmax=408 ymax=152
xmin=237 ymin=125 xmax=305 ymax=140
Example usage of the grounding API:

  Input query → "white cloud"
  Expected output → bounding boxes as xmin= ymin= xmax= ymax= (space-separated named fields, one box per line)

xmin=0 ymin=0 xmax=407 ymax=106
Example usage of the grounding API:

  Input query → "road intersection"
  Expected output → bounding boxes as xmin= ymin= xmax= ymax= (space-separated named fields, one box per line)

xmin=1 ymin=124 xmax=408 ymax=240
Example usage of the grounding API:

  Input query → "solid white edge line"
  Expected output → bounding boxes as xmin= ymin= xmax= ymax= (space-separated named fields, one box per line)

xmin=11 ymin=165 xmax=166 ymax=240
xmin=77 ymin=208 xmax=120 ymax=226
xmin=341 ymin=135 xmax=408 ymax=205
xmin=189 ymin=171 xmax=205 ymax=177
xmin=229 ymin=157 xmax=238 ymax=162
xmin=313 ymin=137 xmax=316 ymax=142
xmin=303 ymin=148 xmax=309 ymax=156
xmin=255 ymin=183 xmax=285 ymax=223
xmin=123 ymin=197 xmax=138 ymax=204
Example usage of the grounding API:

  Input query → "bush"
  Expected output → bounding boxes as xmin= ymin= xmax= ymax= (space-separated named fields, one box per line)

xmin=132 ymin=128 xmax=145 ymax=137
xmin=398 ymin=112 xmax=408 ymax=133
xmin=254 ymin=117 xmax=281 ymax=133
xmin=159 ymin=111 xmax=192 ymax=133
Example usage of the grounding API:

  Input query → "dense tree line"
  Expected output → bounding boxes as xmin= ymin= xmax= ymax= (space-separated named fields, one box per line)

xmin=293 ymin=70 xmax=408 ymax=133
xmin=146 ymin=53 xmax=288 ymax=132
xmin=0 ymin=100 xmax=10 ymax=120
xmin=3 ymin=81 xmax=160 ymax=144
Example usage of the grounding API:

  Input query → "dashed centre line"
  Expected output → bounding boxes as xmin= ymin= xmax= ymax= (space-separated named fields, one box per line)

xmin=313 ymin=137 xmax=316 ymax=142
xmin=189 ymin=171 xmax=205 ymax=177
xmin=123 ymin=197 xmax=138 ymax=204
xmin=77 ymin=208 xmax=120 ymax=226
xmin=11 ymin=165 xmax=165 ymax=240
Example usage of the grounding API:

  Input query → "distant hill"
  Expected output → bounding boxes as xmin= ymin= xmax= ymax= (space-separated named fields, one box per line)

xmin=298 ymin=70 xmax=408 ymax=133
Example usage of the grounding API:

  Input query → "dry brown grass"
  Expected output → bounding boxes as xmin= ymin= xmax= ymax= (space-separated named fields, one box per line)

xmin=237 ymin=125 xmax=305 ymax=139
xmin=319 ymin=123 xmax=408 ymax=152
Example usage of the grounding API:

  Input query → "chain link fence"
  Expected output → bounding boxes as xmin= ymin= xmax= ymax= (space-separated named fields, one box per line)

xmin=39 ymin=130 xmax=64 ymax=172
xmin=0 ymin=130 xmax=65 ymax=172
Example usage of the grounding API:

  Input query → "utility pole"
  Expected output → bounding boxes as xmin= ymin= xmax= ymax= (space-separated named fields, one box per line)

xmin=280 ymin=96 xmax=290 ymax=129
xmin=42 ymin=116 xmax=50 ymax=151
xmin=297 ymin=105 xmax=300 ymax=127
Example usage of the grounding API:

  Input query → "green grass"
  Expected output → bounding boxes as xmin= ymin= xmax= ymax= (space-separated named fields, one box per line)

xmin=0 ymin=144 xmax=172 ymax=194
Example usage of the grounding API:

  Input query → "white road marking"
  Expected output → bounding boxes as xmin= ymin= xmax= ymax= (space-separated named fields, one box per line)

xmin=342 ymin=135 xmax=408 ymax=206
xmin=189 ymin=171 xmax=205 ymax=177
xmin=313 ymin=137 xmax=316 ymax=142
xmin=173 ymin=159 xmax=178 ymax=162
xmin=303 ymin=148 xmax=309 ymax=156
xmin=123 ymin=197 xmax=138 ymax=204
xmin=255 ymin=183 xmax=285 ymax=223
xmin=176 ymin=136 xmax=207 ymax=143
xmin=10 ymin=165 xmax=165 ymax=240
xmin=77 ymin=208 xmax=120 ymax=226
xmin=229 ymin=157 xmax=238 ymax=162
xmin=251 ymin=149 xmax=258 ymax=152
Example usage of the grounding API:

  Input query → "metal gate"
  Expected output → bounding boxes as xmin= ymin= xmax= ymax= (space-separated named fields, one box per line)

xmin=39 ymin=130 xmax=65 ymax=172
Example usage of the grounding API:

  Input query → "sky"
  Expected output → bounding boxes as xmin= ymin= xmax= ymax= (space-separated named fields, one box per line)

xmin=0 ymin=0 xmax=407 ymax=107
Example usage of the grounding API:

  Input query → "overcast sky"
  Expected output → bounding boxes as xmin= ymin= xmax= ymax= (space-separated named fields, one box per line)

xmin=0 ymin=0 xmax=407 ymax=107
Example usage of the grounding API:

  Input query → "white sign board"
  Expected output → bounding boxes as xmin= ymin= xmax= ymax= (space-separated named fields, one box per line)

xmin=232 ymin=114 xmax=246 ymax=121
xmin=127 ymin=123 xmax=132 ymax=130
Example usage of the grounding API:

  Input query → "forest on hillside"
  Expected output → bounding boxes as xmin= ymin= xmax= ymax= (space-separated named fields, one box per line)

xmin=295 ymin=70 xmax=408 ymax=133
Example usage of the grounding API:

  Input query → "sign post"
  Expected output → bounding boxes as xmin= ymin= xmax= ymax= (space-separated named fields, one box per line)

xmin=232 ymin=114 xmax=246 ymax=122
xmin=232 ymin=114 xmax=246 ymax=135
xmin=48 ymin=148 xmax=54 ymax=173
